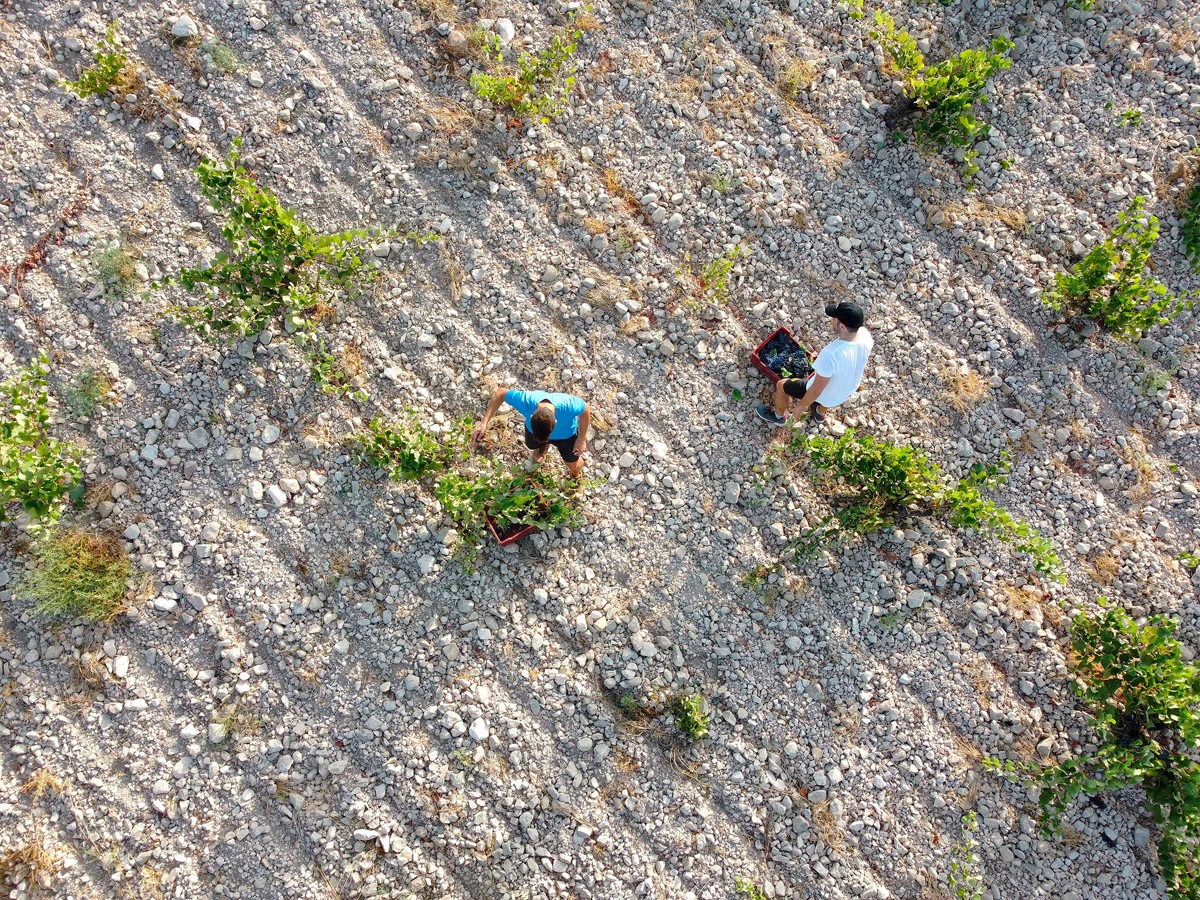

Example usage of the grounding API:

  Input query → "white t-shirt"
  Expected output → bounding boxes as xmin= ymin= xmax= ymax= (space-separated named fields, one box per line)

xmin=806 ymin=329 xmax=873 ymax=408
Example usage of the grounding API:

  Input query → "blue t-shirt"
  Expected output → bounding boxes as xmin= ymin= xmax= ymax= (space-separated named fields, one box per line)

xmin=505 ymin=390 xmax=586 ymax=440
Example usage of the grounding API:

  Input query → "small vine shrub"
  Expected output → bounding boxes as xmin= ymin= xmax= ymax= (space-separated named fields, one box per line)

xmin=1043 ymin=196 xmax=1192 ymax=339
xmin=0 ymin=353 xmax=83 ymax=525
xmin=872 ymin=12 xmax=1012 ymax=156
xmin=434 ymin=462 xmax=588 ymax=560
xmin=944 ymin=456 xmax=1063 ymax=579
xmin=948 ymin=811 xmax=984 ymax=900
xmin=988 ymin=605 xmax=1200 ymax=899
xmin=699 ymin=243 xmax=751 ymax=304
xmin=776 ymin=431 xmax=1060 ymax=578
xmin=470 ymin=12 xmax=587 ymax=119
xmin=793 ymin=429 xmax=942 ymax=533
xmin=22 ymin=529 xmax=132 ymax=622
xmin=351 ymin=414 xmax=470 ymax=481
xmin=1182 ymin=176 xmax=1200 ymax=273
xmin=63 ymin=22 xmax=127 ymax=98
xmin=166 ymin=141 xmax=392 ymax=394
xmin=734 ymin=876 xmax=769 ymax=900
xmin=672 ymin=694 xmax=710 ymax=741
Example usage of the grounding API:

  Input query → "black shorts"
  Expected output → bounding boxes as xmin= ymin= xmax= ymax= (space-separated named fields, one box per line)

xmin=782 ymin=377 xmax=813 ymax=400
xmin=524 ymin=428 xmax=580 ymax=463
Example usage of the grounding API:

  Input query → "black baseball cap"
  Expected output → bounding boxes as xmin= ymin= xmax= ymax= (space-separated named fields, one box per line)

xmin=825 ymin=300 xmax=864 ymax=329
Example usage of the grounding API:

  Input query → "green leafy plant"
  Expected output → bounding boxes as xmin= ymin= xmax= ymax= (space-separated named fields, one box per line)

xmin=943 ymin=456 xmax=1063 ymax=579
xmin=839 ymin=0 xmax=865 ymax=19
xmin=1175 ymin=550 xmax=1199 ymax=571
xmin=166 ymin=141 xmax=388 ymax=395
xmin=672 ymin=694 xmax=710 ymax=741
xmin=698 ymin=243 xmax=751 ymax=304
xmin=710 ymin=169 xmax=739 ymax=195
xmin=63 ymin=22 xmax=127 ymax=98
xmin=95 ymin=239 xmax=140 ymax=297
xmin=1043 ymin=196 xmax=1192 ymax=339
xmin=350 ymin=414 xmax=470 ymax=481
xmin=989 ymin=605 xmax=1200 ymax=899
xmin=200 ymin=37 xmax=240 ymax=75
xmin=434 ymin=461 xmax=588 ymax=559
xmin=872 ymin=11 xmax=925 ymax=76
xmin=776 ymin=432 xmax=1060 ymax=578
xmin=62 ymin=366 xmax=112 ymax=418
xmin=1121 ymin=108 xmax=1144 ymax=127
xmin=22 ymin=529 xmax=132 ymax=622
xmin=1181 ymin=176 xmax=1200 ymax=273
xmin=470 ymin=13 xmax=587 ymax=119
xmin=794 ymin=429 xmax=942 ymax=532
xmin=872 ymin=12 xmax=1012 ymax=160
xmin=948 ymin=811 xmax=984 ymax=900
xmin=0 ymin=353 xmax=83 ymax=524
xmin=1067 ymin=0 xmax=1095 ymax=9
xmin=734 ymin=877 xmax=769 ymax=900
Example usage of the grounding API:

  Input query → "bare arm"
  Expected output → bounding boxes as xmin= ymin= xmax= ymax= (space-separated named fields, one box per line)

xmin=794 ymin=374 xmax=830 ymax=411
xmin=472 ymin=389 xmax=509 ymax=445
xmin=574 ymin=404 xmax=591 ymax=455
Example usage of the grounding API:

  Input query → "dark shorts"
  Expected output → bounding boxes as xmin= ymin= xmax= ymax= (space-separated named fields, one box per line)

xmin=782 ymin=377 xmax=812 ymax=399
xmin=525 ymin=428 xmax=580 ymax=463
xmin=782 ymin=378 xmax=826 ymax=411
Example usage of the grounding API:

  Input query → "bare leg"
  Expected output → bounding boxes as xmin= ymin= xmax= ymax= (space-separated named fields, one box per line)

xmin=566 ymin=458 xmax=584 ymax=479
xmin=529 ymin=447 xmax=548 ymax=467
xmin=772 ymin=380 xmax=793 ymax=417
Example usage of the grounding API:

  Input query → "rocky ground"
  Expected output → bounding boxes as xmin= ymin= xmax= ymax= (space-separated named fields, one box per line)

xmin=1 ymin=0 xmax=1199 ymax=898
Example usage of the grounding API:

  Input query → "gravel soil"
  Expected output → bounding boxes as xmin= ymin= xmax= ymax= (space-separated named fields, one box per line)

xmin=1 ymin=0 xmax=1198 ymax=898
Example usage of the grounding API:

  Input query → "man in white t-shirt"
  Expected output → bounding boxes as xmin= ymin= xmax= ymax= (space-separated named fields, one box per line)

xmin=756 ymin=301 xmax=873 ymax=426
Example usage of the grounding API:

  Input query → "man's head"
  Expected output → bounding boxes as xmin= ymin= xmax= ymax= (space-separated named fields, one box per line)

xmin=530 ymin=401 xmax=557 ymax=444
xmin=825 ymin=300 xmax=865 ymax=337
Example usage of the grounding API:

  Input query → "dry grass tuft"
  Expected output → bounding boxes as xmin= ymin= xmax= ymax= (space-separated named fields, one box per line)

xmin=810 ymin=800 xmax=846 ymax=852
xmin=20 ymin=770 xmax=67 ymax=801
xmin=776 ymin=58 xmax=816 ymax=102
xmin=23 ymin=530 xmax=132 ymax=623
xmin=1089 ymin=553 xmax=1121 ymax=585
xmin=0 ymin=839 xmax=57 ymax=895
xmin=581 ymin=216 xmax=608 ymax=236
xmin=941 ymin=368 xmax=989 ymax=412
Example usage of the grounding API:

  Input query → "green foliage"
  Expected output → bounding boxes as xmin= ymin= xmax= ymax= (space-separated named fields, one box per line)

xmin=948 ymin=811 xmax=984 ymax=900
xmin=795 ymin=429 xmax=941 ymax=532
xmin=1177 ymin=550 xmax=1199 ymax=571
xmin=200 ymin=37 xmax=240 ymax=75
xmin=1043 ymin=197 xmax=1192 ymax=339
xmin=671 ymin=694 xmax=710 ymax=741
xmin=907 ymin=40 xmax=1013 ymax=150
xmin=1182 ymin=176 xmax=1200 ymax=273
xmin=699 ymin=243 xmax=751 ymax=304
xmin=943 ymin=456 xmax=1063 ymax=579
xmin=469 ymin=14 xmax=586 ymax=119
xmin=95 ymin=240 xmax=140 ymax=297
xmin=839 ymin=0 xmax=865 ymax=19
xmin=63 ymin=22 xmax=127 ymax=98
xmin=0 ymin=353 xmax=83 ymax=525
xmin=62 ymin=366 xmax=112 ymax=418
xmin=872 ymin=11 xmax=925 ymax=76
xmin=22 ymin=529 xmax=132 ymax=622
xmin=351 ymin=414 xmax=470 ymax=481
xmin=1067 ymin=0 xmax=1095 ymax=9
xmin=1121 ymin=109 xmax=1144 ymax=127
xmin=872 ymin=12 xmax=1012 ymax=155
xmin=710 ymin=169 xmax=739 ymax=195
xmin=434 ymin=461 xmax=588 ymax=558
xmin=993 ymin=605 xmax=1200 ymax=899
xmin=168 ymin=141 xmax=388 ymax=395
xmin=734 ymin=877 xmax=769 ymax=900
xmin=776 ymin=432 xmax=1058 ymax=578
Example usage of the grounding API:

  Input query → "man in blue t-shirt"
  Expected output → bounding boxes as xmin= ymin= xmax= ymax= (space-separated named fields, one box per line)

xmin=473 ymin=388 xmax=591 ymax=477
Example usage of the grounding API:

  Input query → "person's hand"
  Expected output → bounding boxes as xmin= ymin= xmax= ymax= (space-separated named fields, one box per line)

xmin=573 ymin=435 xmax=587 ymax=457
xmin=472 ymin=422 xmax=488 ymax=446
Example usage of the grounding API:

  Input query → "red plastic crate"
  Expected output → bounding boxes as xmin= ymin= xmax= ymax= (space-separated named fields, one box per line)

xmin=486 ymin=515 xmax=538 ymax=547
xmin=750 ymin=326 xmax=803 ymax=384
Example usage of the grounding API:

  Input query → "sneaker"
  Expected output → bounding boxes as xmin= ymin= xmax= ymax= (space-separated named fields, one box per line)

xmin=756 ymin=403 xmax=787 ymax=426
xmin=809 ymin=406 xmax=826 ymax=424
